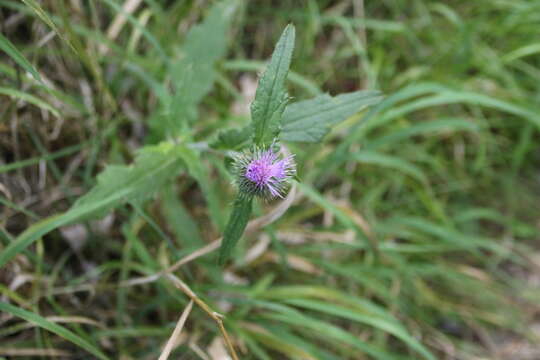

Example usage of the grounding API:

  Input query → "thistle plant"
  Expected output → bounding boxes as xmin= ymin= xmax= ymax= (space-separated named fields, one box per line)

xmin=3 ymin=1 xmax=533 ymax=358
xmin=0 ymin=20 xmax=381 ymax=270
xmin=233 ymin=145 xmax=296 ymax=200
xmin=216 ymin=24 xmax=298 ymax=265
xmin=216 ymin=24 xmax=382 ymax=265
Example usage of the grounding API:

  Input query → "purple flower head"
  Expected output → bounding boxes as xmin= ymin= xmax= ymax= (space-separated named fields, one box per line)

xmin=233 ymin=144 xmax=296 ymax=200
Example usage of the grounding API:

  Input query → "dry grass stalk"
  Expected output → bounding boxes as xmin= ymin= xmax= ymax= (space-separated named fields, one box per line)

xmin=158 ymin=300 xmax=193 ymax=360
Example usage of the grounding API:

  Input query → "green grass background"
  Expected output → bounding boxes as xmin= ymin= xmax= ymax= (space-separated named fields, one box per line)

xmin=1 ymin=0 xmax=539 ymax=359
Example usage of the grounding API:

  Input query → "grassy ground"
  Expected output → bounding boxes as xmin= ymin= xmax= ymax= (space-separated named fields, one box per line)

xmin=1 ymin=0 xmax=540 ymax=359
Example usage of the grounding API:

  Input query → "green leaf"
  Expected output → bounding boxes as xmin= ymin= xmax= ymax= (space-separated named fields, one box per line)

xmin=242 ymin=325 xmax=318 ymax=360
xmin=503 ymin=43 xmax=540 ymax=63
xmin=211 ymin=125 xmax=252 ymax=150
xmin=364 ymin=117 xmax=479 ymax=150
xmin=155 ymin=0 xmax=237 ymax=138
xmin=175 ymin=0 xmax=237 ymax=103
xmin=0 ymin=32 xmax=41 ymax=82
xmin=0 ymin=142 xmax=183 ymax=268
xmin=0 ymin=215 xmax=75 ymax=269
xmin=260 ymin=285 xmax=395 ymax=321
xmin=384 ymin=216 xmax=507 ymax=255
xmin=251 ymin=24 xmax=295 ymax=147
xmin=99 ymin=0 xmax=167 ymax=61
xmin=0 ymin=302 xmax=110 ymax=360
xmin=256 ymin=301 xmax=398 ymax=360
xmin=223 ymin=60 xmax=321 ymax=96
xmin=360 ymin=84 xmax=540 ymax=133
xmin=71 ymin=142 xmax=183 ymax=219
xmin=0 ymin=143 xmax=84 ymax=174
xmin=20 ymin=0 xmax=76 ymax=54
xmin=0 ymin=87 xmax=60 ymax=118
xmin=176 ymin=145 xmax=224 ymax=230
xmin=218 ymin=194 xmax=253 ymax=265
xmin=353 ymin=150 xmax=427 ymax=183
xmin=281 ymin=90 xmax=383 ymax=142
xmin=434 ymin=89 xmax=540 ymax=130
xmin=161 ymin=185 xmax=203 ymax=248
xmin=284 ymin=298 xmax=436 ymax=360
xmin=296 ymin=182 xmax=375 ymax=252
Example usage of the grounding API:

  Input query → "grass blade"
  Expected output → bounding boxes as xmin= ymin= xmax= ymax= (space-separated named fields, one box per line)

xmin=0 ymin=32 xmax=41 ymax=81
xmin=353 ymin=150 xmax=427 ymax=183
xmin=285 ymin=298 xmax=436 ymax=360
xmin=20 ymin=0 xmax=76 ymax=53
xmin=0 ymin=87 xmax=59 ymax=117
xmin=0 ymin=302 xmax=110 ymax=360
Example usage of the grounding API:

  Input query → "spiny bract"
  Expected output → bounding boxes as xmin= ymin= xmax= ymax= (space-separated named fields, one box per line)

xmin=232 ymin=144 xmax=296 ymax=200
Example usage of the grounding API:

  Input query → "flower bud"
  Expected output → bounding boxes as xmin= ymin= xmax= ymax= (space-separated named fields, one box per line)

xmin=232 ymin=144 xmax=296 ymax=200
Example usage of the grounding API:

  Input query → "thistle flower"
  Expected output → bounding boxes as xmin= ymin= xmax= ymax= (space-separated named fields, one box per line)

xmin=233 ymin=144 xmax=296 ymax=200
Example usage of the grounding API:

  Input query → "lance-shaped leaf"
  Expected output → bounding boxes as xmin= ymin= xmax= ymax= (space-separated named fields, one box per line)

xmin=251 ymin=24 xmax=296 ymax=147
xmin=0 ymin=142 xmax=184 ymax=268
xmin=281 ymin=90 xmax=383 ymax=143
xmin=211 ymin=124 xmax=252 ymax=150
xmin=153 ymin=0 xmax=238 ymax=139
xmin=71 ymin=142 xmax=184 ymax=219
xmin=218 ymin=194 xmax=253 ymax=265
xmin=176 ymin=144 xmax=224 ymax=230
xmin=176 ymin=0 xmax=237 ymax=104
xmin=111 ymin=0 xmax=239 ymax=137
